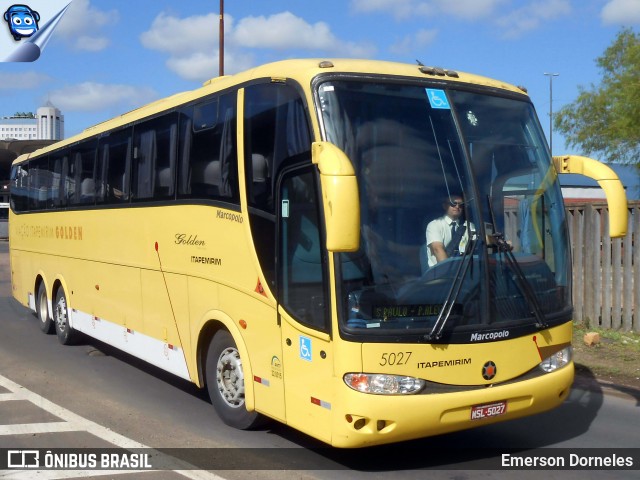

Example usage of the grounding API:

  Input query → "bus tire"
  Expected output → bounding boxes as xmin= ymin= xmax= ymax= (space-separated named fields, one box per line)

xmin=205 ymin=330 xmax=264 ymax=430
xmin=53 ymin=287 xmax=78 ymax=345
xmin=36 ymin=282 xmax=54 ymax=334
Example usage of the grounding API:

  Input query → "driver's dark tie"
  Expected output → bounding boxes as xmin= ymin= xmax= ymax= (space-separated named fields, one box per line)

xmin=451 ymin=222 xmax=459 ymax=255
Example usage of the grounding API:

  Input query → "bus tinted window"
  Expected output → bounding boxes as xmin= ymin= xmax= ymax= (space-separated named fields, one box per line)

xmin=132 ymin=113 xmax=178 ymax=201
xmin=244 ymin=83 xmax=311 ymax=214
xmin=66 ymin=140 xmax=97 ymax=206
xmin=50 ymin=150 xmax=70 ymax=208
xmin=29 ymin=156 xmax=50 ymax=211
xmin=178 ymin=92 xmax=238 ymax=203
xmin=10 ymin=163 xmax=29 ymax=212
xmin=97 ymin=128 xmax=132 ymax=204
xmin=279 ymin=167 xmax=328 ymax=331
xmin=244 ymin=82 xmax=312 ymax=294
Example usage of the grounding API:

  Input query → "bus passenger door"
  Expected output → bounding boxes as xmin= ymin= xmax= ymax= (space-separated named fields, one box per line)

xmin=278 ymin=166 xmax=334 ymax=444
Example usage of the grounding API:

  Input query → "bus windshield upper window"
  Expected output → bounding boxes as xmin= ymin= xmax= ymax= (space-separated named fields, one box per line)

xmin=318 ymin=80 xmax=571 ymax=340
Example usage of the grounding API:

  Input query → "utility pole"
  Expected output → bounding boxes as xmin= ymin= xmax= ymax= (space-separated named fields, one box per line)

xmin=219 ymin=0 xmax=224 ymax=76
xmin=543 ymin=72 xmax=559 ymax=154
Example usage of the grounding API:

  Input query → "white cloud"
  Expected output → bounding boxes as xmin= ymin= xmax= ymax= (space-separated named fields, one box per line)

xmin=351 ymin=0 xmax=428 ymax=20
xmin=494 ymin=0 xmax=572 ymax=38
xmin=233 ymin=12 xmax=334 ymax=50
xmin=56 ymin=0 xmax=118 ymax=51
xmin=352 ymin=0 xmax=573 ymax=36
xmin=233 ymin=12 xmax=373 ymax=56
xmin=165 ymin=52 xmax=218 ymax=84
xmin=74 ymin=35 xmax=110 ymax=52
xmin=141 ymin=10 xmax=374 ymax=81
xmin=351 ymin=0 xmax=505 ymax=21
xmin=0 ymin=72 xmax=51 ymax=90
xmin=601 ymin=0 xmax=640 ymax=25
xmin=140 ymin=12 xmax=219 ymax=57
xmin=432 ymin=0 xmax=508 ymax=20
xmin=390 ymin=29 xmax=438 ymax=55
xmin=165 ymin=51 xmax=256 ymax=82
xmin=49 ymin=82 xmax=157 ymax=112
xmin=140 ymin=12 xmax=223 ymax=80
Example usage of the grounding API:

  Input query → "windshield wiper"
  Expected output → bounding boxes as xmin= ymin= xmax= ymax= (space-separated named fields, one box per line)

xmin=424 ymin=235 xmax=476 ymax=341
xmin=487 ymin=194 xmax=548 ymax=329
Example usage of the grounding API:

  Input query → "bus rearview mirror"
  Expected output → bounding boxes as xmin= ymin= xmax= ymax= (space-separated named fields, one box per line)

xmin=553 ymin=155 xmax=628 ymax=238
xmin=312 ymin=141 xmax=360 ymax=252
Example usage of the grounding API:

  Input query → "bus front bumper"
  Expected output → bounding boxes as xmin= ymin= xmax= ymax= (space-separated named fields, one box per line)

xmin=329 ymin=363 xmax=574 ymax=448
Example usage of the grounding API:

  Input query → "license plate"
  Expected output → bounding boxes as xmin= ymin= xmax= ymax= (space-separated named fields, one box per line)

xmin=470 ymin=400 xmax=507 ymax=420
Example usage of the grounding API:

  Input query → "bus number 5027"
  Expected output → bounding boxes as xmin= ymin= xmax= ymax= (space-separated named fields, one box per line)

xmin=379 ymin=352 xmax=412 ymax=366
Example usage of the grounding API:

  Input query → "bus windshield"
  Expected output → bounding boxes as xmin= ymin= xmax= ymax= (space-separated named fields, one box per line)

xmin=318 ymin=79 xmax=571 ymax=342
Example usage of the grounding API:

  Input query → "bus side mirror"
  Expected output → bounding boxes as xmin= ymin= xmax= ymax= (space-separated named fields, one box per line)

xmin=553 ymin=155 xmax=628 ymax=238
xmin=312 ymin=141 xmax=360 ymax=252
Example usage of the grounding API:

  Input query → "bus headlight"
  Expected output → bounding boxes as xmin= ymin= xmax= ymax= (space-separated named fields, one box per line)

xmin=344 ymin=373 xmax=425 ymax=395
xmin=538 ymin=346 xmax=572 ymax=373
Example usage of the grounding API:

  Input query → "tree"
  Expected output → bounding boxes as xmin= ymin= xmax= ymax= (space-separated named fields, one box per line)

xmin=555 ymin=28 xmax=640 ymax=164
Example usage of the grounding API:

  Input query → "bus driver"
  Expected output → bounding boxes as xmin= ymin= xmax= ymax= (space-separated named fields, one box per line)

xmin=425 ymin=195 xmax=476 ymax=268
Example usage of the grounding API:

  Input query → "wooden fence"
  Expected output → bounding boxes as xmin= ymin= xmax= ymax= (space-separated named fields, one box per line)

xmin=567 ymin=200 xmax=640 ymax=333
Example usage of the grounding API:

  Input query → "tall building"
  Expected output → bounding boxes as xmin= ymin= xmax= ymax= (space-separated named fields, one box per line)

xmin=0 ymin=101 xmax=64 ymax=141
xmin=37 ymin=101 xmax=64 ymax=140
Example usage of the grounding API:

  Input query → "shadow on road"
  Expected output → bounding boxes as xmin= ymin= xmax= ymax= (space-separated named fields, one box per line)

xmin=46 ymin=327 xmax=608 ymax=471
xmin=63 ymin=326 xmax=609 ymax=471
xmin=246 ymin=367 xmax=606 ymax=471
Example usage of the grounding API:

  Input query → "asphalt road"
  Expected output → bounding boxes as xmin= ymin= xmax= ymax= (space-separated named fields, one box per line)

xmin=0 ymin=240 xmax=639 ymax=479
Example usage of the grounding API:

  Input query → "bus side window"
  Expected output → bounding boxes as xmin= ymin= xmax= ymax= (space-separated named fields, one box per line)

xmin=51 ymin=151 xmax=69 ymax=208
xmin=10 ymin=163 xmax=29 ymax=212
xmin=98 ymin=128 xmax=132 ymax=204
xmin=28 ymin=156 xmax=50 ymax=211
xmin=69 ymin=140 xmax=98 ymax=206
xmin=178 ymin=92 xmax=238 ymax=203
xmin=244 ymin=82 xmax=312 ymax=294
xmin=244 ymin=82 xmax=311 ymax=214
xmin=279 ymin=167 xmax=328 ymax=331
xmin=132 ymin=113 xmax=178 ymax=201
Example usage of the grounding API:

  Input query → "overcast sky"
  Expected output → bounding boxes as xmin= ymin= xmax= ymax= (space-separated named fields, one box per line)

xmin=1 ymin=0 xmax=639 ymax=157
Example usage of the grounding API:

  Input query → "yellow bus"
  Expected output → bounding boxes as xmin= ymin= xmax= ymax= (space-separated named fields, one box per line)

xmin=9 ymin=59 xmax=627 ymax=448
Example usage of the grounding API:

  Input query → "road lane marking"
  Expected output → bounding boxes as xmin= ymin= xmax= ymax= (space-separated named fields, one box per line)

xmin=0 ymin=422 xmax=80 ymax=435
xmin=2 ymin=469 xmax=154 ymax=479
xmin=0 ymin=373 xmax=224 ymax=480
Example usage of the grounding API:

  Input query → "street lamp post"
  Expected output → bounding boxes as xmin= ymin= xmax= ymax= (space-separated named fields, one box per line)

xmin=219 ymin=0 xmax=224 ymax=76
xmin=543 ymin=72 xmax=559 ymax=154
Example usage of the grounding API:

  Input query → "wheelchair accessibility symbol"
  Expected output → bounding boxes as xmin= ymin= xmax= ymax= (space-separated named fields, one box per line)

xmin=299 ymin=336 xmax=312 ymax=362
xmin=426 ymin=89 xmax=450 ymax=110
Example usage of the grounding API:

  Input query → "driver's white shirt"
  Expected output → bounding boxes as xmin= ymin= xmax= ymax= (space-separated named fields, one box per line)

xmin=425 ymin=216 xmax=475 ymax=268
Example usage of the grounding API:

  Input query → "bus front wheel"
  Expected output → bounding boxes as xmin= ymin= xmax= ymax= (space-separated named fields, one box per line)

xmin=36 ymin=282 xmax=54 ymax=334
xmin=53 ymin=288 xmax=78 ymax=345
xmin=205 ymin=330 xmax=264 ymax=430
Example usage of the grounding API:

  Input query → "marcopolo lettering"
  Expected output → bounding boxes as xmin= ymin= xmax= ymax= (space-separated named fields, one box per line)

xmin=470 ymin=330 xmax=510 ymax=342
xmin=216 ymin=210 xmax=243 ymax=223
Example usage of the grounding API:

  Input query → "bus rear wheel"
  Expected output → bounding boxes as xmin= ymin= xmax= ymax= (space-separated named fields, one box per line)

xmin=36 ymin=282 xmax=54 ymax=334
xmin=53 ymin=288 xmax=78 ymax=345
xmin=205 ymin=330 xmax=264 ymax=430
